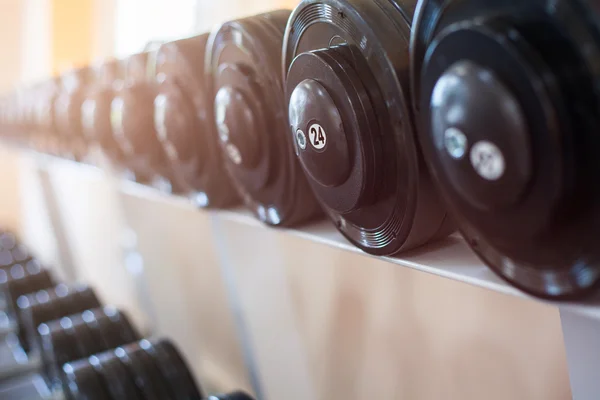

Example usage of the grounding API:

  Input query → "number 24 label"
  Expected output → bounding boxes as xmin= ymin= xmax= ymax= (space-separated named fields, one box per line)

xmin=308 ymin=123 xmax=327 ymax=150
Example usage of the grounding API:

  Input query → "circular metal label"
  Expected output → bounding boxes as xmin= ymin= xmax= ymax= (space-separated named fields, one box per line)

xmin=308 ymin=123 xmax=327 ymax=150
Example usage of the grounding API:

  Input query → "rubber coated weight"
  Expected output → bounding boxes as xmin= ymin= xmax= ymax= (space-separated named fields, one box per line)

xmin=90 ymin=352 xmax=142 ymax=400
xmin=39 ymin=318 xmax=82 ymax=390
xmin=411 ymin=0 xmax=600 ymax=299
xmin=0 ymin=260 xmax=54 ymax=318
xmin=111 ymin=81 xmax=174 ymax=186
xmin=129 ymin=342 xmax=175 ymax=400
xmin=81 ymin=85 xmax=123 ymax=160
xmin=206 ymin=10 xmax=322 ymax=226
xmin=39 ymin=307 xmax=136 ymax=390
xmin=18 ymin=288 xmax=60 ymax=353
xmin=53 ymin=66 xmax=94 ymax=160
xmin=69 ymin=314 xmax=103 ymax=358
xmin=91 ymin=306 xmax=140 ymax=349
xmin=145 ymin=338 xmax=204 ymax=400
xmin=18 ymin=284 xmax=101 ymax=354
xmin=154 ymin=34 xmax=239 ymax=207
xmin=63 ymin=359 xmax=112 ymax=400
xmin=115 ymin=344 xmax=171 ymax=400
xmin=283 ymin=0 xmax=453 ymax=255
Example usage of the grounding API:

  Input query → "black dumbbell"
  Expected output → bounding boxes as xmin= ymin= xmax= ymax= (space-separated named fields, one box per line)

xmin=205 ymin=11 xmax=322 ymax=226
xmin=411 ymin=0 xmax=600 ymax=299
xmin=282 ymin=0 xmax=453 ymax=254
xmin=16 ymin=284 xmax=101 ymax=353
xmin=39 ymin=306 xmax=140 ymax=392
xmin=62 ymin=338 xmax=204 ymax=400
xmin=0 ymin=260 xmax=55 ymax=317
xmin=152 ymin=34 xmax=239 ymax=207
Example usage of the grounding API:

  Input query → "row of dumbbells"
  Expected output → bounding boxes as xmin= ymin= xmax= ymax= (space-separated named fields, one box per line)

xmin=0 ymin=0 xmax=599 ymax=301
xmin=0 ymin=231 xmax=253 ymax=400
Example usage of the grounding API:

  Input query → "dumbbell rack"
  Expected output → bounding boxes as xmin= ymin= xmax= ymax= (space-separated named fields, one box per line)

xmin=13 ymin=148 xmax=600 ymax=400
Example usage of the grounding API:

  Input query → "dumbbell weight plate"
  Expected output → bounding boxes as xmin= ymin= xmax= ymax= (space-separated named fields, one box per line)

xmin=206 ymin=10 xmax=322 ymax=226
xmin=154 ymin=34 xmax=239 ymax=207
xmin=54 ymin=66 xmax=94 ymax=160
xmin=111 ymin=81 xmax=175 ymax=186
xmin=63 ymin=358 xmax=112 ymax=400
xmin=411 ymin=0 xmax=600 ymax=299
xmin=39 ymin=319 xmax=81 ymax=390
xmin=145 ymin=338 xmax=204 ymax=400
xmin=90 ymin=352 xmax=142 ymax=400
xmin=283 ymin=0 xmax=454 ymax=254
xmin=69 ymin=314 xmax=104 ymax=358
xmin=115 ymin=344 xmax=173 ymax=400
xmin=0 ymin=261 xmax=54 ymax=316
xmin=91 ymin=306 xmax=140 ymax=349
xmin=19 ymin=284 xmax=101 ymax=354
xmin=64 ymin=285 xmax=101 ymax=315
xmin=17 ymin=288 xmax=60 ymax=352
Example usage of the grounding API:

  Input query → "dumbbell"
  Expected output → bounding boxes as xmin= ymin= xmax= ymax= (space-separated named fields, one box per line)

xmin=60 ymin=339 xmax=251 ymax=400
xmin=411 ymin=0 xmax=600 ymax=299
xmin=0 ymin=260 xmax=55 ymax=315
xmin=17 ymin=284 xmax=101 ymax=353
xmin=110 ymin=79 xmax=177 ymax=190
xmin=0 ymin=284 xmax=100 ymax=381
xmin=62 ymin=339 xmax=199 ymax=400
xmin=152 ymin=34 xmax=239 ymax=207
xmin=80 ymin=59 xmax=127 ymax=164
xmin=40 ymin=306 xmax=140 ymax=392
xmin=282 ymin=0 xmax=453 ymax=254
xmin=1 ymin=306 xmax=141 ymax=399
xmin=53 ymin=66 xmax=95 ymax=160
xmin=205 ymin=11 xmax=322 ymax=225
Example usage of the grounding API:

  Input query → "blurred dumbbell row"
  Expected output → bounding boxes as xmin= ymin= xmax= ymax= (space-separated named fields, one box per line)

xmin=0 ymin=230 xmax=253 ymax=400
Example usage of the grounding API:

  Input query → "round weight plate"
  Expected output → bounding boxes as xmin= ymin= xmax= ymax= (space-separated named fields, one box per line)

xmin=411 ymin=0 xmax=600 ymax=299
xmin=63 ymin=358 xmax=112 ymax=400
xmin=91 ymin=351 xmax=142 ymax=400
xmin=112 ymin=81 xmax=174 ymax=184
xmin=39 ymin=319 xmax=81 ymax=390
xmin=206 ymin=10 xmax=322 ymax=226
xmin=146 ymin=338 xmax=204 ymax=399
xmin=92 ymin=306 xmax=140 ymax=349
xmin=82 ymin=85 xmax=125 ymax=162
xmin=81 ymin=309 xmax=111 ymax=352
xmin=1 ymin=261 xmax=54 ymax=318
xmin=115 ymin=343 xmax=171 ymax=400
xmin=283 ymin=0 xmax=453 ymax=254
xmin=54 ymin=66 xmax=94 ymax=160
xmin=70 ymin=313 xmax=105 ymax=358
xmin=154 ymin=34 xmax=239 ymax=207
xmin=17 ymin=287 xmax=58 ymax=353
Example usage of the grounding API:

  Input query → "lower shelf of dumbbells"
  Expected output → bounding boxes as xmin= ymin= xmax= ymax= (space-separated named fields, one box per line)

xmin=0 ymin=333 xmax=41 ymax=381
xmin=0 ymin=373 xmax=63 ymax=400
